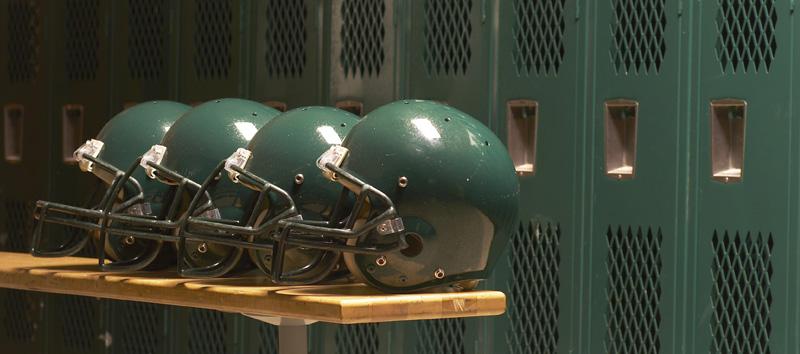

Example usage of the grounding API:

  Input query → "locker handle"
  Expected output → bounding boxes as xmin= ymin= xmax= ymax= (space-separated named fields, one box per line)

xmin=710 ymin=99 xmax=746 ymax=183
xmin=604 ymin=99 xmax=638 ymax=180
xmin=3 ymin=104 xmax=24 ymax=163
xmin=62 ymin=104 xmax=85 ymax=164
xmin=264 ymin=101 xmax=288 ymax=112
xmin=506 ymin=99 xmax=538 ymax=176
xmin=336 ymin=100 xmax=364 ymax=117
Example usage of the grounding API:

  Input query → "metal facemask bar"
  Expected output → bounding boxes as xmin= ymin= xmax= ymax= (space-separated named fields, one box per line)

xmin=175 ymin=150 xmax=300 ymax=278
xmin=93 ymin=144 xmax=214 ymax=272
xmin=31 ymin=140 xmax=147 ymax=257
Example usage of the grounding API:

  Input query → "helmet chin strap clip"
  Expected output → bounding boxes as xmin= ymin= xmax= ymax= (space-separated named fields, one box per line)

xmin=376 ymin=217 xmax=404 ymax=235
xmin=140 ymin=144 xmax=167 ymax=179
xmin=224 ymin=148 xmax=252 ymax=183
xmin=73 ymin=139 xmax=105 ymax=172
xmin=316 ymin=145 xmax=350 ymax=181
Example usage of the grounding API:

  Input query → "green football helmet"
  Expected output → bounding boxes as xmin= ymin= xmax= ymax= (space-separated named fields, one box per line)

xmin=221 ymin=100 xmax=518 ymax=291
xmin=31 ymin=101 xmax=190 ymax=266
xmin=94 ymin=98 xmax=280 ymax=272
xmin=176 ymin=106 xmax=359 ymax=279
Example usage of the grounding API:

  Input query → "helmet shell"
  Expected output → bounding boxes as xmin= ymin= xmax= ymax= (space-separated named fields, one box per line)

xmin=164 ymin=98 xmax=280 ymax=270
xmin=343 ymin=100 xmax=520 ymax=291
xmin=246 ymin=106 xmax=358 ymax=219
xmin=96 ymin=101 xmax=190 ymax=201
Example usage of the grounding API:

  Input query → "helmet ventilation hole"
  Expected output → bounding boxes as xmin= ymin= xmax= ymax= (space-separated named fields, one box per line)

xmin=484 ymin=140 xmax=490 ymax=146
xmin=444 ymin=117 xmax=451 ymax=122
xmin=397 ymin=176 xmax=409 ymax=188
xmin=294 ymin=174 xmax=304 ymax=184
xmin=340 ymin=123 xmax=347 ymax=127
xmin=400 ymin=233 xmax=423 ymax=257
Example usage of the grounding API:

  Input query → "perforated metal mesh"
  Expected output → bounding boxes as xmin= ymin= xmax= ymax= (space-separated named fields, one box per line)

xmin=128 ymin=0 xmax=167 ymax=80
xmin=610 ymin=0 xmax=666 ymax=75
xmin=335 ymin=324 xmax=379 ymax=354
xmin=339 ymin=0 xmax=385 ymax=78
xmin=257 ymin=322 xmax=278 ymax=354
xmin=416 ymin=319 xmax=466 ymax=354
xmin=60 ymin=295 xmax=98 ymax=353
xmin=715 ymin=0 xmax=777 ymax=74
xmin=7 ymin=0 xmax=40 ymax=83
xmin=265 ymin=0 xmax=306 ymax=79
xmin=193 ymin=0 xmax=232 ymax=79
xmin=115 ymin=301 xmax=163 ymax=354
xmin=506 ymin=221 xmax=560 ymax=353
xmin=65 ymin=0 xmax=100 ymax=81
xmin=188 ymin=309 xmax=227 ymax=354
xmin=2 ymin=290 xmax=41 ymax=344
xmin=711 ymin=231 xmax=773 ymax=354
xmin=423 ymin=0 xmax=472 ymax=77
xmin=1 ymin=200 xmax=33 ymax=252
xmin=605 ymin=226 xmax=662 ymax=354
xmin=513 ymin=0 xmax=565 ymax=77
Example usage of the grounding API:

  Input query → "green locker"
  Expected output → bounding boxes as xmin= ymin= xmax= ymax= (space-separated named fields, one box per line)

xmin=403 ymin=0 xmax=494 ymax=125
xmin=326 ymin=0 xmax=400 ymax=116
xmin=582 ymin=0 xmax=690 ymax=353
xmin=46 ymin=1 xmax=113 ymax=353
xmin=109 ymin=0 xmax=180 ymax=110
xmin=104 ymin=2 xmax=181 ymax=354
xmin=177 ymin=0 xmax=250 ymax=103
xmin=487 ymin=0 xmax=586 ymax=353
xmin=248 ymin=0 xmax=325 ymax=110
xmin=0 ymin=1 xmax=51 ymax=353
xmin=687 ymin=1 xmax=793 ymax=353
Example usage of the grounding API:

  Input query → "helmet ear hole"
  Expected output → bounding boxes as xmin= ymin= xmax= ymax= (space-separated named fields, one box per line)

xmin=400 ymin=233 xmax=424 ymax=258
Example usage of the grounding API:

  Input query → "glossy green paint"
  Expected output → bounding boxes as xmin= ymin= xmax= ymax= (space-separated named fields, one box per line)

xmin=245 ymin=106 xmax=357 ymax=220
xmin=341 ymin=100 xmax=519 ymax=292
xmin=164 ymin=99 xmax=279 ymax=269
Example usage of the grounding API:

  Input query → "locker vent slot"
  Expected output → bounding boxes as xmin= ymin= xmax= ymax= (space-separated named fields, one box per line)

xmin=506 ymin=100 xmax=538 ymax=175
xmin=257 ymin=321 xmax=278 ymax=354
xmin=513 ymin=0 xmax=566 ymax=76
xmin=7 ymin=0 xmax=40 ymax=82
xmin=2 ymin=290 xmax=40 ymax=344
xmin=424 ymin=0 xmax=472 ymax=77
xmin=128 ymin=0 xmax=167 ymax=80
xmin=416 ymin=318 xmax=466 ymax=354
xmin=340 ymin=0 xmax=385 ymax=78
xmin=1 ymin=200 xmax=33 ymax=252
xmin=65 ymin=0 xmax=100 ymax=81
xmin=716 ymin=0 xmax=777 ymax=74
xmin=3 ymin=104 xmax=24 ymax=163
xmin=506 ymin=221 xmax=560 ymax=353
xmin=605 ymin=225 xmax=662 ymax=354
xmin=604 ymin=99 xmax=638 ymax=179
xmin=193 ymin=0 xmax=232 ymax=79
xmin=610 ymin=0 xmax=666 ymax=75
xmin=265 ymin=0 xmax=306 ymax=78
xmin=335 ymin=323 xmax=380 ymax=354
xmin=60 ymin=295 xmax=97 ymax=353
xmin=114 ymin=301 xmax=163 ymax=354
xmin=711 ymin=230 xmax=773 ymax=354
xmin=188 ymin=309 xmax=227 ymax=354
xmin=710 ymin=99 xmax=746 ymax=183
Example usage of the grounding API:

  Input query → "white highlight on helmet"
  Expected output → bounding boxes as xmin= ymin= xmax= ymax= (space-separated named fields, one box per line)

xmin=140 ymin=144 xmax=167 ymax=179
xmin=316 ymin=125 xmax=343 ymax=145
xmin=317 ymin=145 xmax=350 ymax=181
xmin=73 ymin=139 xmax=105 ymax=172
xmin=234 ymin=122 xmax=259 ymax=141
xmin=224 ymin=148 xmax=252 ymax=183
xmin=411 ymin=118 xmax=441 ymax=141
